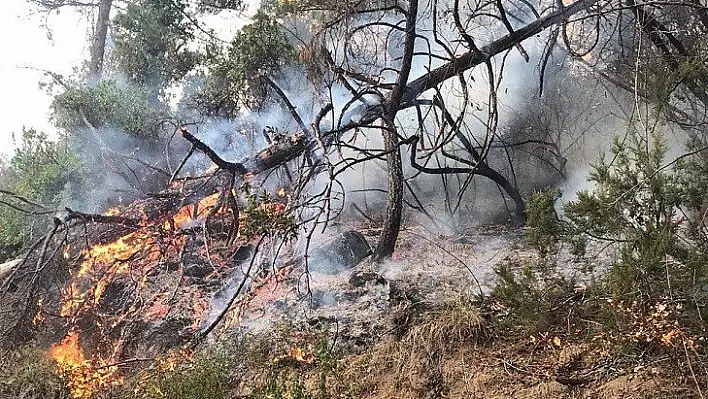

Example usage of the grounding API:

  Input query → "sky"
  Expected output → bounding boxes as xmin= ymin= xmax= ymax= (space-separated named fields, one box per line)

xmin=0 ymin=1 xmax=252 ymax=159
xmin=0 ymin=1 xmax=90 ymax=157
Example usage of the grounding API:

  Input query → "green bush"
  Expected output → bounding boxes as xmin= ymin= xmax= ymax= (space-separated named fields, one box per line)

xmin=564 ymin=128 xmax=708 ymax=305
xmin=129 ymin=352 xmax=232 ymax=399
xmin=0 ymin=348 xmax=70 ymax=399
xmin=491 ymin=258 xmax=582 ymax=334
xmin=525 ymin=188 xmax=564 ymax=257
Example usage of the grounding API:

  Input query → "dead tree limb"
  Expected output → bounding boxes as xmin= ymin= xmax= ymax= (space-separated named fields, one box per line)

xmin=62 ymin=207 xmax=142 ymax=227
xmin=179 ymin=127 xmax=249 ymax=174
xmin=264 ymin=77 xmax=312 ymax=135
xmin=400 ymin=0 xmax=600 ymax=107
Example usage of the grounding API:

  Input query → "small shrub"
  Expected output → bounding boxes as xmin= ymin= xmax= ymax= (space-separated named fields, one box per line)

xmin=491 ymin=258 xmax=581 ymax=334
xmin=564 ymin=128 xmax=708 ymax=308
xmin=0 ymin=348 xmax=70 ymax=399
xmin=526 ymin=188 xmax=564 ymax=257
xmin=129 ymin=352 xmax=231 ymax=399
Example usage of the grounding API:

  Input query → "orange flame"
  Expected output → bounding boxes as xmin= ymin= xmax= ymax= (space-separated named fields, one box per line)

xmin=53 ymin=190 xmax=257 ymax=396
xmin=166 ymin=192 xmax=222 ymax=230
xmin=49 ymin=330 xmax=121 ymax=399
xmin=60 ymin=193 xmax=229 ymax=319
xmin=32 ymin=298 xmax=44 ymax=326
xmin=104 ymin=207 xmax=121 ymax=216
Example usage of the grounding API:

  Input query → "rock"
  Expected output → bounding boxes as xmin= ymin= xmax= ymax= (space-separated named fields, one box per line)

xmin=308 ymin=231 xmax=372 ymax=274
xmin=349 ymin=271 xmax=387 ymax=288
xmin=0 ymin=258 xmax=21 ymax=281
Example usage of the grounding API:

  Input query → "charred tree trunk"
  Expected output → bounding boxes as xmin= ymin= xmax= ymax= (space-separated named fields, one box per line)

xmin=371 ymin=0 xmax=419 ymax=261
xmin=372 ymin=127 xmax=405 ymax=261
xmin=88 ymin=0 xmax=113 ymax=80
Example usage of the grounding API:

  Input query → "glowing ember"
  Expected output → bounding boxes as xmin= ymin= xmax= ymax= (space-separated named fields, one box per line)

xmin=167 ymin=192 xmax=222 ymax=229
xmin=289 ymin=345 xmax=316 ymax=364
xmin=104 ymin=207 xmax=121 ymax=216
xmin=49 ymin=330 xmax=121 ymax=399
xmin=32 ymin=298 xmax=44 ymax=325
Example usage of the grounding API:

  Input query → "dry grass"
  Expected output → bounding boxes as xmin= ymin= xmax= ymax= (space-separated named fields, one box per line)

xmin=400 ymin=299 xmax=483 ymax=359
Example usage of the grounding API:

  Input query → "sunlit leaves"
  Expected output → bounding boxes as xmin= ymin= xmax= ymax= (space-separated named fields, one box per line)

xmin=52 ymin=80 xmax=162 ymax=138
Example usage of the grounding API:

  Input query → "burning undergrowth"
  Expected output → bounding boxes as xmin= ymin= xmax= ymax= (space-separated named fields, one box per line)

xmin=0 ymin=161 xmax=303 ymax=397
xmin=0 ymin=169 xmax=532 ymax=399
xmin=0 ymin=121 xmax=538 ymax=399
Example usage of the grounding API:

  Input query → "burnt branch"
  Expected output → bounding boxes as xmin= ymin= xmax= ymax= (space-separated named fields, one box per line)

xmin=179 ymin=127 xmax=249 ymax=174
xmin=62 ymin=207 xmax=142 ymax=227
xmin=263 ymin=77 xmax=312 ymax=135
xmin=401 ymin=0 xmax=600 ymax=107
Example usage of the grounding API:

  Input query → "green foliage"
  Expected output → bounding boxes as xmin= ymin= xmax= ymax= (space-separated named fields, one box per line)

xmin=197 ymin=0 xmax=246 ymax=12
xmin=526 ymin=188 xmax=563 ymax=257
xmin=112 ymin=0 xmax=203 ymax=89
xmin=230 ymin=12 xmax=297 ymax=79
xmin=492 ymin=258 xmax=581 ymax=333
xmin=240 ymin=182 xmax=297 ymax=240
xmin=0 ymin=129 xmax=85 ymax=251
xmin=192 ymin=12 xmax=297 ymax=115
xmin=9 ymin=130 xmax=81 ymax=200
xmin=645 ymin=57 xmax=708 ymax=108
xmin=0 ymin=348 xmax=70 ymax=399
xmin=131 ymin=352 xmax=232 ymax=399
xmin=52 ymin=80 xmax=162 ymax=138
xmin=564 ymin=128 xmax=708 ymax=301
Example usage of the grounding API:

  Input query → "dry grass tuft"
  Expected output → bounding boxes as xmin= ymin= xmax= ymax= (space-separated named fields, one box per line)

xmin=402 ymin=299 xmax=483 ymax=358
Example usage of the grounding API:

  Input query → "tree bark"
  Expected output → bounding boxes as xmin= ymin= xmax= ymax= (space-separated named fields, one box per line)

xmin=88 ymin=0 xmax=113 ymax=81
xmin=371 ymin=0 xmax=419 ymax=261
xmin=372 ymin=131 xmax=405 ymax=261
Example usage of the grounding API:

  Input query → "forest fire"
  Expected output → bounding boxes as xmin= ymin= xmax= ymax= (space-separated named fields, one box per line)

xmin=49 ymin=330 xmax=121 ymax=399
xmin=46 ymin=185 xmax=294 ymax=397
xmin=60 ymin=192 xmax=225 ymax=319
xmin=50 ymin=191 xmax=234 ymax=396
